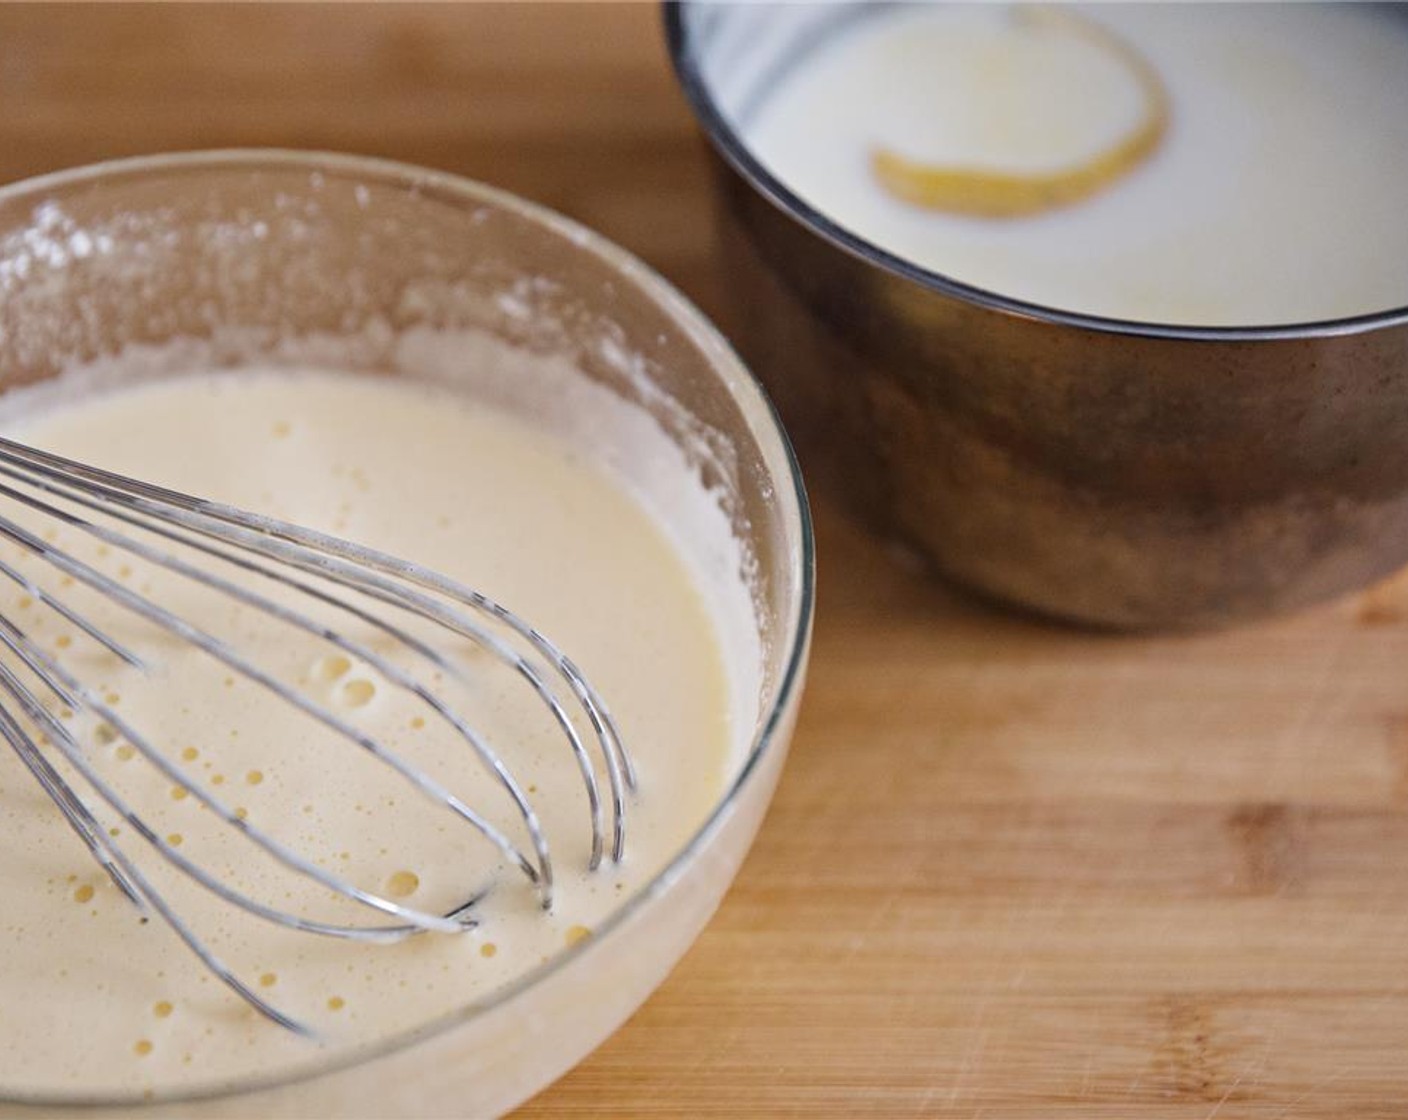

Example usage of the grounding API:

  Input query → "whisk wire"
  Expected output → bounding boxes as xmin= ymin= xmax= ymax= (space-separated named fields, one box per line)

xmin=0 ymin=434 xmax=634 ymax=1034
xmin=0 ymin=483 xmax=549 ymax=891
xmin=0 ymin=437 xmax=627 ymax=872
xmin=2 ymin=434 xmax=635 ymax=792
xmin=0 ymin=627 xmax=314 ymax=1034
xmin=0 ymin=606 xmax=487 ymax=934
xmin=0 ymin=684 xmax=144 ymax=907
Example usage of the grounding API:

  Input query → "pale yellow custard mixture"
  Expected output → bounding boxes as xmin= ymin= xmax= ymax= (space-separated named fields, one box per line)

xmin=0 ymin=347 xmax=747 ymax=1099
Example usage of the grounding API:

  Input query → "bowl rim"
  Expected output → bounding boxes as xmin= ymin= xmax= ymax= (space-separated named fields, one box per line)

xmin=663 ymin=0 xmax=1408 ymax=342
xmin=0 ymin=147 xmax=816 ymax=1110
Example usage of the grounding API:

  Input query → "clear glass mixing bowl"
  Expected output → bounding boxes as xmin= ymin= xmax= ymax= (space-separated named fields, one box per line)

xmin=0 ymin=150 xmax=813 ymax=1119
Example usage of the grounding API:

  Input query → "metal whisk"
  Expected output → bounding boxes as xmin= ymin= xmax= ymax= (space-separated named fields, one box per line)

xmin=0 ymin=435 xmax=634 ymax=1037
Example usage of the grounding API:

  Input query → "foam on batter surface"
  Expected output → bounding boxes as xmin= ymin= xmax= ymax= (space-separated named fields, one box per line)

xmin=0 ymin=363 xmax=739 ymax=1098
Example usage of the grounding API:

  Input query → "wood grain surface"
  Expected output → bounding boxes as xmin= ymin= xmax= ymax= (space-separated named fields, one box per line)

xmin=2 ymin=5 xmax=1406 ymax=1117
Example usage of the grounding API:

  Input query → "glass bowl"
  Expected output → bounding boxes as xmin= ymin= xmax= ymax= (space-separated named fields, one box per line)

xmin=0 ymin=150 xmax=813 ymax=1118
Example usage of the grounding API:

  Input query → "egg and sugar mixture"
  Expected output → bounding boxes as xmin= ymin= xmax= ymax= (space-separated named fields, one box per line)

xmin=0 ymin=345 xmax=748 ymax=1098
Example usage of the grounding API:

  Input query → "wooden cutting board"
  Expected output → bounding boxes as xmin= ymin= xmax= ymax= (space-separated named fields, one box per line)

xmin=2 ymin=5 xmax=1406 ymax=1116
xmin=521 ymin=500 xmax=1408 ymax=1119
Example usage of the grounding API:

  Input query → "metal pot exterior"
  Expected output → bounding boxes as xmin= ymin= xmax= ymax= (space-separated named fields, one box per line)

xmin=712 ymin=154 xmax=1408 ymax=629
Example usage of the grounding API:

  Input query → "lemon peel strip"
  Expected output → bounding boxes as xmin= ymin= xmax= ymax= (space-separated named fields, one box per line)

xmin=871 ymin=5 xmax=1170 ymax=218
